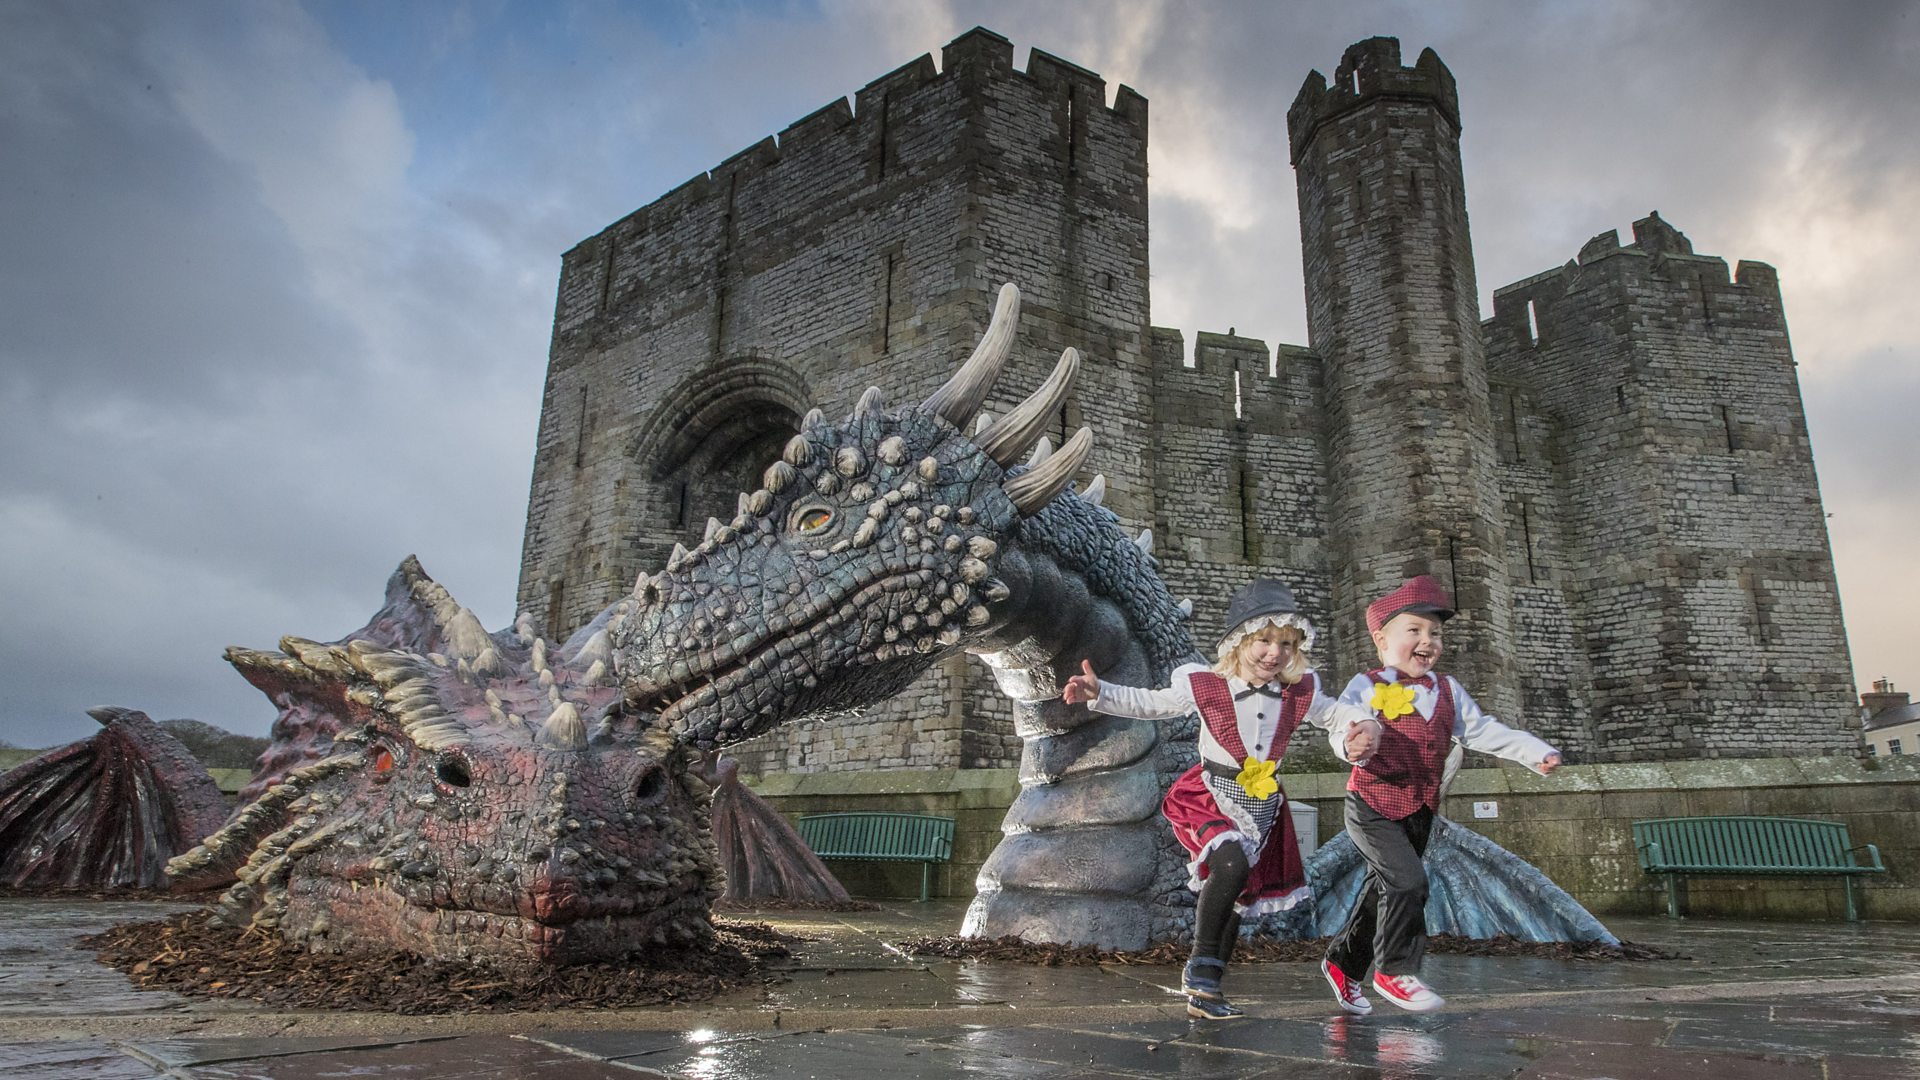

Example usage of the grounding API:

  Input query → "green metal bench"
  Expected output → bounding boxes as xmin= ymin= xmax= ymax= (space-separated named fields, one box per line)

xmin=795 ymin=812 xmax=955 ymax=902
xmin=1633 ymin=816 xmax=1886 ymax=921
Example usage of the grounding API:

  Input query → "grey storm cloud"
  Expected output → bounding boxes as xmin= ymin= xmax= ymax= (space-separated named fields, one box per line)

xmin=2 ymin=0 xmax=1914 ymax=749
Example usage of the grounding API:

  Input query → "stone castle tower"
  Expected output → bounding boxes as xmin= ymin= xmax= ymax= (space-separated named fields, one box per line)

xmin=518 ymin=30 xmax=1861 ymax=769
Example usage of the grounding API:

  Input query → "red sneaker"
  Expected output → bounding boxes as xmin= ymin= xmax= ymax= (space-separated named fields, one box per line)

xmin=1371 ymin=972 xmax=1445 ymax=1012
xmin=1320 ymin=959 xmax=1372 ymax=1014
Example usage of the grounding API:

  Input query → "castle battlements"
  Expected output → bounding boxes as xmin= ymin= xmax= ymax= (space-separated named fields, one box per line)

xmin=1287 ymin=36 xmax=1459 ymax=164
xmin=1488 ymin=213 xmax=1787 ymax=356
xmin=524 ymin=30 xmax=1858 ymax=775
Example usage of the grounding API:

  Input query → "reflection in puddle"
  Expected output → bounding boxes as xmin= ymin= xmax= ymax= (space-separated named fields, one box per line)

xmin=1322 ymin=1014 xmax=1446 ymax=1069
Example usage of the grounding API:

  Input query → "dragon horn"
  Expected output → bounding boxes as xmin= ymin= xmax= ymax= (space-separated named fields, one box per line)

xmin=976 ymin=347 xmax=1080 ymax=468
xmin=920 ymin=283 xmax=1020 ymax=428
xmin=1004 ymin=427 xmax=1093 ymax=515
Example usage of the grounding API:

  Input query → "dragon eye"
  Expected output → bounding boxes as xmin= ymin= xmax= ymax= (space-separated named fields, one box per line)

xmin=793 ymin=507 xmax=834 ymax=534
xmin=373 ymin=748 xmax=395 ymax=773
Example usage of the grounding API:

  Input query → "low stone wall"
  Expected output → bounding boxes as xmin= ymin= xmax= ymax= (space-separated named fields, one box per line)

xmin=746 ymin=756 xmax=1920 ymax=921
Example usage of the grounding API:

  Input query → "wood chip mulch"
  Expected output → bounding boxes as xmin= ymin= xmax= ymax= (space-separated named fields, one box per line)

xmin=895 ymin=934 xmax=1683 ymax=966
xmin=84 ymin=911 xmax=799 ymax=1014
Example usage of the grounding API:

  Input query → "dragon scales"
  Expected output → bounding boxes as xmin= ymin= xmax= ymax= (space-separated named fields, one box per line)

xmin=613 ymin=284 xmax=1205 ymax=949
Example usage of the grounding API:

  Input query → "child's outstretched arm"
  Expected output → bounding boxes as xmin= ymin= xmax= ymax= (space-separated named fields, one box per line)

xmin=1329 ymin=674 xmax=1384 ymax=765
xmin=1061 ymin=659 xmax=1197 ymax=719
xmin=1449 ymin=678 xmax=1562 ymax=774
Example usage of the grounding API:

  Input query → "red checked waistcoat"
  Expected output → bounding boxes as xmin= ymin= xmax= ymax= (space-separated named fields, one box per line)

xmin=1188 ymin=669 xmax=1316 ymax=769
xmin=1162 ymin=671 xmax=1314 ymax=855
xmin=1347 ymin=670 xmax=1455 ymax=820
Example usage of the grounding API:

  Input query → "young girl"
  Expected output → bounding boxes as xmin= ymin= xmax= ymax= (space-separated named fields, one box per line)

xmin=1063 ymin=578 xmax=1379 ymax=1020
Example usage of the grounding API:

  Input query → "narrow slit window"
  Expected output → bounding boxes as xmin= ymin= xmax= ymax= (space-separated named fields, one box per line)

xmin=1718 ymin=404 xmax=1738 ymax=451
xmin=1065 ymin=91 xmax=1077 ymax=175
xmin=1526 ymin=299 xmax=1540 ymax=345
xmin=881 ymin=253 xmax=896 ymax=354
xmin=1519 ymin=501 xmax=1539 ymax=584
xmin=1238 ymin=465 xmax=1259 ymax=562
xmin=547 ymin=580 xmax=566 ymax=641
xmin=597 ymin=237 xmax=617 ymax=316
xmin=573 ymin=387 xmax=590 ymax=469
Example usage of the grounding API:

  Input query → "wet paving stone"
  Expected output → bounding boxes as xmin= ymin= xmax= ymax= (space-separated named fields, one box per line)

xmin=172 ymin=1034 xmax=649 ymax=1079
xmin=0 ymin=1040 xmax=165 ymax=1079
xmin=124 ymin=1034 xmax=458 ymax=1068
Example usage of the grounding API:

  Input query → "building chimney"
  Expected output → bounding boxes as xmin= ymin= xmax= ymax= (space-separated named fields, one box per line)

xmin=1862 ymin=678 xmax=1910 ymax=718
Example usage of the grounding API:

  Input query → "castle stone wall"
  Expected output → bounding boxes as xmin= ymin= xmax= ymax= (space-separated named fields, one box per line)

xmin=1485 ymin=214 xmax=1860 ymax=759
xmin=519 ymin=30 xmax=1860 ymax=773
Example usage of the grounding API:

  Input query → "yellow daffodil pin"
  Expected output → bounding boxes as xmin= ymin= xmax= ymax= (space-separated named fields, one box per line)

xmin=1370 ymin=681 xmax=1418 ymax=720
xmin=1234 ymin=756 xmax=1279 ymax=800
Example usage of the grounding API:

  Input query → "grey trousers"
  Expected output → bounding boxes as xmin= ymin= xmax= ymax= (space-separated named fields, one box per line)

xmin=1325 ymin=794 xmax=1434 ymax=978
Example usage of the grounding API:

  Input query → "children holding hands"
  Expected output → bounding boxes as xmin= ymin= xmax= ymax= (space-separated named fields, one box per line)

xmin=1063 ymin=579 xmax=1379 ymax=1020
xmin=1065 ymin=573 xmax=1564 ymax=1022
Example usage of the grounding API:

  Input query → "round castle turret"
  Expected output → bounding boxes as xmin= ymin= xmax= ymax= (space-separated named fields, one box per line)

xmin=1289 ymin=38 xmax=1516 ymax=715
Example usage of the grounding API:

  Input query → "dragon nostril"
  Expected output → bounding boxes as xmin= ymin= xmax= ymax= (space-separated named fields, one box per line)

xmin=435 ymin=756 xmax=472 ymax=789
xmin=634 ymin=767 xmax=666 ymax=804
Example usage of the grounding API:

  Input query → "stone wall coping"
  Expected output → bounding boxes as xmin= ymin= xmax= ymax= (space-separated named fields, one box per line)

xmin=746 ymin=756 xmax=1916 ymax=802
xmin=745 ymin=766 xmax=1021 ymax=805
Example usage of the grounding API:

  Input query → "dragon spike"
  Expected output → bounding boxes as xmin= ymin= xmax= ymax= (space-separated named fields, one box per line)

xmin=1081 ymin=473 xmax=1107 ymax=506
xmin=975 ymin=347 xmax=1081 ymax=467
xmin=1178 ymin=598 xmax=1195 ymax=618
xmin=854 ymin=385 xmax=887 ymax=418
xmin=802 ymin=407 xmax=826 ymax=428
xmin=1026 ymin=435 xmax=1054 ymax=469
xmin=921 ymin=282 xmax=1021 ymax=428
xmin=1004 ymin=426 xmax=1093 ymax=516
xmin=668 ymin=543 xmax=690 ymax=571
xmin=973 ymin=412 xmax=994 ymax=435
xmin=538 ymin=701 xmax=587 ymax=751
xmin=1134 ymin=527 xmax=1153 ymax=553
xmin=705 ymin=517 xmax=723 ymax=543
xmin=736 ymin=492 xmax=751 ymax=517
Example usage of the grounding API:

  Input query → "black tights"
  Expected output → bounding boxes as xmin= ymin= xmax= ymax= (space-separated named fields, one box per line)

xmin=1191 ymin=843 xmax=1249 ymax=966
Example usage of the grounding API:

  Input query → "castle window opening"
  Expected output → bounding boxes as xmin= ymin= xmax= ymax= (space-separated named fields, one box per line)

xmin=1519 ymin=500 xmax=1539 ymax=584
xmin=1233 ymin=368 xmax=1244 ymax=419
xmin=596 ymin=235 xmax=617 ymax=316
xmin=1065 ymin=90 xmax=1077 ymax=175
xmin=1718 ymin=404 xmax=1739 ymax=451
xmin=881 ymin=252 xmax=897 ymax=353
xmin=546 ymin=579 xmax=566 ymax=641
xmin=574 ymin=386 xmax=590 ymax=469
xmin=674 ymin=480 xmax=689 ymax=530
xmin=1526 ymin=299 xmax=1540 ymax=345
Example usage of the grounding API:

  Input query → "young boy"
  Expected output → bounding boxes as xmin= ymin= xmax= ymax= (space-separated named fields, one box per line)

xmin=1321 ymin=575 xmax=1562 ymax=1014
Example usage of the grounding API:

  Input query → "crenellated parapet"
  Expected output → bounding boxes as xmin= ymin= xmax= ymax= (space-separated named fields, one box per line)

xmin=1287 ymin=36 xmax=1458 ymax=165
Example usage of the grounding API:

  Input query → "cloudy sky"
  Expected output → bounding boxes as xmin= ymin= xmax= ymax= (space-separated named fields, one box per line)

xmin=4 ymin=0 xmax=1915 ymax=748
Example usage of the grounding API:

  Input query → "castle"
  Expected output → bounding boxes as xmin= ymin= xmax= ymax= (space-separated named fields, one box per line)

xmin=517 ymin=30 xmax=1861 ymax=773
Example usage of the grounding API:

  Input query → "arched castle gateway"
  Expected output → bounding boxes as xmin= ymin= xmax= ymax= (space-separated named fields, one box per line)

xmin=518 ymin=29 xmax=1861 ymax=771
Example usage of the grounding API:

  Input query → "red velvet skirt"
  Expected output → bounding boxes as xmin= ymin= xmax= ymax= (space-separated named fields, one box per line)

xmin=1161 ymin=762 xmax=1309 ymax=915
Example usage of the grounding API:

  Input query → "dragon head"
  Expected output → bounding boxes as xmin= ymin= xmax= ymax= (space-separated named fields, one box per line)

xmin=171 ymin=562 xmax=716 ymax=968
xmin=613 ymin=284 xmax=1098 ymax=748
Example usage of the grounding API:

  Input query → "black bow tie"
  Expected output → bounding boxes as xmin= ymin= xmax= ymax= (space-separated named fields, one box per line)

xmin=1234 ymin=683 xmax=1287 ymax=701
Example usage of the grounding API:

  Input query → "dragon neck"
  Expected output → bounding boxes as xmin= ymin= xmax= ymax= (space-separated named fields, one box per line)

xmin=971 ymin=494 xmax=1200 ymax=718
